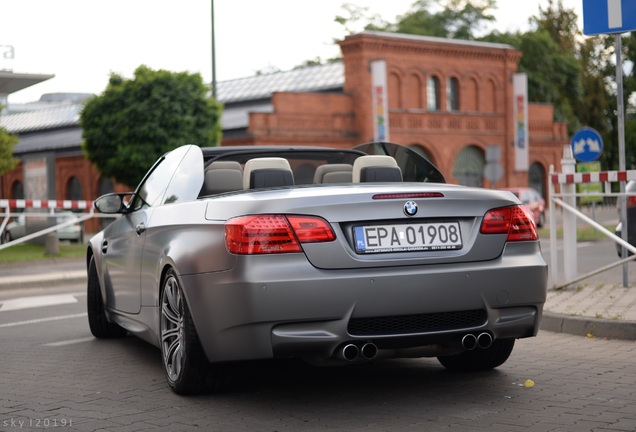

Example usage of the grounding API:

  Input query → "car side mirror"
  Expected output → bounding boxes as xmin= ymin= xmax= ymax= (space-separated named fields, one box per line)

xmin=94 ymin=193 xmax=132 ymax=214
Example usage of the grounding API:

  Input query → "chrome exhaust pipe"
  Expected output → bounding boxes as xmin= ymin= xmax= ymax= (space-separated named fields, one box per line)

xmin=360 ymin=343 xmax=378 ymax=360
xmin=461 ymin=334 xmax=478 ymax=351
xmin=477 ymin=332 xmax=493 ymax=349
xmin=340 ymin=344 xmax=359 ymax=361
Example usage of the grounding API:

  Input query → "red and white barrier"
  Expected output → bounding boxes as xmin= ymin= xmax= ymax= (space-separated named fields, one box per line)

xmin=551 ymin=170 xmax=636 ymax=184
xmin=0 ymin=199 xmax=93 ymax=210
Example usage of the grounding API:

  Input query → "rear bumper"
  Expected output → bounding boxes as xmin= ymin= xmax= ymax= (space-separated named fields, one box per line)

xmin=180 ymin=242 xmax=547 ymax=363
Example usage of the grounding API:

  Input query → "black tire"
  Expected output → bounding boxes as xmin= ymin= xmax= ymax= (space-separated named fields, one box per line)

xmin=87 ymin=256 xmax=127 ymax=338
xmin=160 ymin=268 xmax=227 ymax=395
xmin=437 ymin=338 xmax=515 ymax=372
xmin=2 ymin=231 xmax=12 ymax=244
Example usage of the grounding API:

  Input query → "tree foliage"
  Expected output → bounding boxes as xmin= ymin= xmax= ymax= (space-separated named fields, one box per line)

xmin=335 ymin=0 xmax=496 ymax=40
xmin=0 ymin=115 xmax=19 ymax=175
xmin=482 ymin=29 xmax=583 ymax=133
xmin=393 ymin=0 xmax=496 ymax=40
xmin=81 ymin=66 xmax=222 ymax=187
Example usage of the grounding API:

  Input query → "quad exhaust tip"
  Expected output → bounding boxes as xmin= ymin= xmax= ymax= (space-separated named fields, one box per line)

xmin=462 ymin=333 xmax=493 ymax=351
xmin=341 ymin=344 xmax=359 ymax=361
xmin=361 ymin=343 xmax=378 ymax=360
xmin=477 ymin=332 xmax=493 ymax=349
xmin=339 ymin=342 xmax=378 ymax=362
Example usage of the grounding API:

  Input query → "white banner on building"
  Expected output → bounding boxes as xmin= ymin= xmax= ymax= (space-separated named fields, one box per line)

xmin=370 ymin=59 xmax=389 ymax=142
xmin=513 ymin=73 xmax=529 ymax=171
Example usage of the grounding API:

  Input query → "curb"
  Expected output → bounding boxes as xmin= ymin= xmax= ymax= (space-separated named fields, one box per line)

xmin=0 ymin=272 xmax=86 ymax=290
xmin=541 ymin=311 xmax=636 ymax=341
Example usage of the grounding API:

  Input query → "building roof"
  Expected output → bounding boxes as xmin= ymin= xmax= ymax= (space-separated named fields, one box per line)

xmin=216 ymin=62 xmax=344 ymax=104
xmin=13 ymin=128 xmax=83 ymax=155
xmin=0 ymin=103 xmax=82 ymax=133
xmin=355 ymin=31 xmax=516 ymax=51
xmin=0 ymin=71 xmax=55 ymax=95
xmin=0 ymin=61 xmax=345 ymax=134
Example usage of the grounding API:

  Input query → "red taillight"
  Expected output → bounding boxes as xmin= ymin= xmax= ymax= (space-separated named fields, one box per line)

xmin=286 ymin=215 xmax=336 ymax=243
xmin=627 ymin=196 xmax=636 ymax=207
xmin=480 ymin=205 xmax=538 ymax=241
xmin=225 ymin=215 xmax=335 ymax=255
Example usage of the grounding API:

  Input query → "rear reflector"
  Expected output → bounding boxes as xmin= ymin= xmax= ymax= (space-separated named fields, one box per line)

xmin=480 ymin=205 xmax=538 ymax=241
xmin=225 ymin=215 xmax=335 ymax=254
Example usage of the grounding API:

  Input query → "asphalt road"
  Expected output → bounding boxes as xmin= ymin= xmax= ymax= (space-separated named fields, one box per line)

xmin=1 ymin=281 xmax=635 ymax=432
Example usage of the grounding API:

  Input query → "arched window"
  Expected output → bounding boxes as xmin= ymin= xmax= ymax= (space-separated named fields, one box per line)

xmin=483 ymin=79 xmax=497 ymax=112
xmin=11 ymin=180 xmax=24 ymax=200
xmin=465 ymin=78 xmax=478 ymax=112
xmin=11 ymin=181 xmax=24 ymax=213
xmin=67 ymin=176 xmax=83 ymax=202
xmin=452 ymin=146 xmax=485 ymax=187
xmin=446 ymin=77 xmax=460 ymax=111
xmin=427 ymin=76 xmax=440 ymax=111
xmin=388 ymin=72 xmax=402 ymax=109
xmin=405 ymin=74 xmax=423 ymax=110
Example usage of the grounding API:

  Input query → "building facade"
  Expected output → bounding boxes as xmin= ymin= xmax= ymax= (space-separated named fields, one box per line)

xmin=1 ymin=31 xmax=568 ymax=234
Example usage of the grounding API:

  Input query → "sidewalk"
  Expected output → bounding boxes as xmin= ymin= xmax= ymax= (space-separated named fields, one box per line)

xmin=1 ymin=251 xmax=635 ymax=341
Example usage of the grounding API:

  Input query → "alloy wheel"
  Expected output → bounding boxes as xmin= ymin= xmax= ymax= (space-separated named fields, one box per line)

xmin=161 ymin=274 xmax=185 ymax=382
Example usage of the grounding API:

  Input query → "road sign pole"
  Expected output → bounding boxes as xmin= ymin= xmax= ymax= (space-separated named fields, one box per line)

xmin=615 ymin=34 xmax=629 ymax=287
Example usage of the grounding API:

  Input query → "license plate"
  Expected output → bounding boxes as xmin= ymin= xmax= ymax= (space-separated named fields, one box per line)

xmin=354 ymin=222 xmax=462 ymax=254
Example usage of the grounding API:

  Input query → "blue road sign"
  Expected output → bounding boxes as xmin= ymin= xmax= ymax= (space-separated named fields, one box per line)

xmin=583 ymin=0 xmax=636 ymax=35
xmin=571 ymin=127 xmax=603 ymax=163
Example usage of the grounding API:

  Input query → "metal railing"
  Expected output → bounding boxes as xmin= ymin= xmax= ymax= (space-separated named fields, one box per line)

xmin=548 ymin=146 xmax=636 ymax=289
xmin=0 ymin=199 xmax=114 ymax=252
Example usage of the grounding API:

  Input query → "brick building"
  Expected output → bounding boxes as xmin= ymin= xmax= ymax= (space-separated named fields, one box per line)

xmin=0 ymin=31 xmax=568 ymax=234
xmin=219 ymin=31 xmax=566 ymax=192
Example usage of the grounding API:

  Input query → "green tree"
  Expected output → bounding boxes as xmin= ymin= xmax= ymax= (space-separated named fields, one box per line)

xmin=577 ymin=37 xmax=613 ymax=166
xmin=81 ymin=65 xmax=222 ymax=187
xmin=597 ymin=34 xmax=636 ymax=171
xmin=394 ymin=0 xmax=496 ymax=40
xmin=335 ymin=0 xmax=496 ymax=40
xmin=483 ymin=29 xmax=582 ymax=133
xmin=0 ymin=112 xmax=19 ymax=175
xmin=531 ymin=0 xmax=579 ymax=53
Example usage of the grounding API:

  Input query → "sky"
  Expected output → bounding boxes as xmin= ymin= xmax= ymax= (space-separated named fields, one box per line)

xmin=0 ymin=0 xmax=584 ymax=104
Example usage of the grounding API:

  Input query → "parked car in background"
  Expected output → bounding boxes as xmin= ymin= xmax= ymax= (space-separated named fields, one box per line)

xmin=614 ymin=180 xmax=636 ymax=256
xmin=56 ymin=212 xmax=84 ymax=243
xmin=2 ymin=214 xmax=26 ymax=244
xmin=499 ymin=187 xmax=546 ymax=227
xmin=87 ymin=142 xmax=548 ymax=395
xmin=1 ymin=212 xmax=83 ymax=244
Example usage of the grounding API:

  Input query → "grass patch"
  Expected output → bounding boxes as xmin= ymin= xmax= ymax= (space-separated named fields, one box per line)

xmin=0 ymin=242 xmax=86 ymax=263
xmin=538 ymin=224 xmax=616 ymax=242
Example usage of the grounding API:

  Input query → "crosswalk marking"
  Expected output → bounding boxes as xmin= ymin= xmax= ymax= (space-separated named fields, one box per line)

xmin=0 ymin=293 xmax=82 ymax=312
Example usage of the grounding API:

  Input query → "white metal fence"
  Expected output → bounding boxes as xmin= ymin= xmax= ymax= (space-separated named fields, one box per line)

xmin=0 ymin=199 xmax=103 ymax=252
xmin=548 ymin=147 xmax=636 ymax=289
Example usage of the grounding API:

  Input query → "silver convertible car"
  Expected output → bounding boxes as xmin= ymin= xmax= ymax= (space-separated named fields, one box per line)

xmin=87 ymin=142 xmax=547 ymax=394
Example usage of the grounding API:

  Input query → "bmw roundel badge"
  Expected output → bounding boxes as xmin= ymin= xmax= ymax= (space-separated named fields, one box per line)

xmin=403 ymin=201 xmax=418 ymax=217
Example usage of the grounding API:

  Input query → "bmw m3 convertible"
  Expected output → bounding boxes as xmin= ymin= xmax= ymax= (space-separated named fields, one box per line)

xmin=87 ymin=142 xmax=547 ymax=394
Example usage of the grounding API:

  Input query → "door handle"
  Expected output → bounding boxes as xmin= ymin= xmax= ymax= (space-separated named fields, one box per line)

xmin=136 ymin=222 xmax=146 ymax=235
